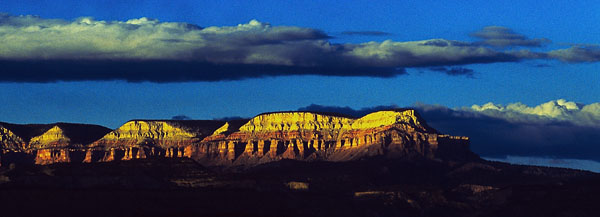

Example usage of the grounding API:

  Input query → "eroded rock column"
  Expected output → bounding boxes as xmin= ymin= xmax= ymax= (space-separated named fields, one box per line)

xmin=227 ymin=141 xmax=235 ymax=161
xmin=257 ymin=140 xmax=265 ymax=157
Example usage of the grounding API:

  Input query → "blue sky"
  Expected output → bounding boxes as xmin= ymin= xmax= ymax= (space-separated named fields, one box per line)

xmin=1 ymin=0 xmax=598 ymax=127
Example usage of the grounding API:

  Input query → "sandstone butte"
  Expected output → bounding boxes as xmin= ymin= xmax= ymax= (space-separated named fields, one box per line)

xmin=0 ymin=110 xmax=474 ymax=167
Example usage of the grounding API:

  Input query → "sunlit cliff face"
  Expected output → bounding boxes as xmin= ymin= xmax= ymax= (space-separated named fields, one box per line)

xmin=237 ymin=110 xmax=427 ymax=133
xmin=350 ymin=110 xmax=424 ymax=130
xmin=212 ymin=122 xmax=230 ymax=136
xmin=29 ymin=126 xmax=70 ymax=149
xmin=195 ymin=109 xmax=470 ymax=166
xmin=92 ymin=121 xmax=198 ymax=148
xmin=238 ymin=112 xmax=354 ymax=132
xmin=1 ymin=110 xmax=472 ymax=166
xmin=0 ymin=126 xmax=25 ymax=151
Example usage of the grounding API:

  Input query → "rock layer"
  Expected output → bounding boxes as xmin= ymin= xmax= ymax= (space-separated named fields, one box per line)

xmin=191 ymin=110 xmax=472 ymax=167
xmin=0 ymin=123 xmax=111 ymax=165
xmin=0 ymin=109 xmax=474 ymax=167
xmin=0 ymin=125 xmax=26 ymax=151
xmin=29 ymin=126 xmax=71 ymax=149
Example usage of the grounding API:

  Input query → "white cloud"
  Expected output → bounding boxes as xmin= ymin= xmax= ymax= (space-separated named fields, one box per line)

xmin=548 ymin=45 xmax=600 ymax=62
xmin=0 ymin=14 xmax=525 ymax=67
xmin=0 ymin=14 xmax=329 ymax=63
xmin=469 ymin=99 xmax=600 ymax=127
xmin=0 ymin=14 xmax=599 ymax=82
xmin=343 ymin=39 xmax=511 ymax=67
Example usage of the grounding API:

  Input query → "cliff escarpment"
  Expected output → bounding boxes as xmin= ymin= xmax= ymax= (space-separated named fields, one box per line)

xmin=192 ymin=110 xmax=472 ymax=167
xmin=86 ymin=120 xmax=226 ymax=162
xmin=0 ymin=109 xmax=474 ymax=167
xmin=0 ymin=122 xmax=112 ymax=165
xmin=0 ymin=124 xmax=26 ymax=151
xmin=91 ymin=120 xmax=225 ymax=148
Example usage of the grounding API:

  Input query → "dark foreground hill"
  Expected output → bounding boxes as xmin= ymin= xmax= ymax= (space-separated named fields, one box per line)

xmin=0 ymin=157 xmax=599 ymax=217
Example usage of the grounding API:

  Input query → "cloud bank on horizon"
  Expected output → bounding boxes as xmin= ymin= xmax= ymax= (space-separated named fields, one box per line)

xmin=468 ymin=99 xmax=600 ymax=127
xmin=0 ymin=14 xmax=599 ymax=82
xmin=299 ymin=99 xmax=600 ymax=162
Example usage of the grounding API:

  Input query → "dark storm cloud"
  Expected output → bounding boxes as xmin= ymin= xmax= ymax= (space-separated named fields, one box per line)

xmin=414 ymin=103 xmax=600 ymax=161
xmin=297 ymin=100 xmax=600 ymax=161
xmin=0 ymin=14 xmax=598 ymax=82
xmin=0 ymin=60 xmax=406 ymax=82
xmin=341 ymin=31 xmax=392 ymax=36
xmin=428 ymin=67 xmax=475 ymax=78
xmin=471 ymin=26 xmax=551 ymax=47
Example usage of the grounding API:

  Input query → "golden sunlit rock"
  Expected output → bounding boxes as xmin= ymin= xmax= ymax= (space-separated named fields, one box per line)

xmin=0 ymin=126 xmax=26 ymax=151
xmin=239 ymin=112 xmax=354 ymax=132
xmin=92 ymin=120 xmax=198 ymax=148
xmin=29 ymin=126 xmax=71 ymax=149
xmin=212 ymin=122 xmax=230 ymax=136
xmin=195 ymin=109 xmax=471 ymax=167
xmin=0 ymin=110 xmax=472 ymax=166
xmin=351 ymin=110 xmax=422 ymax=130
xmin=34 ymin=149 xmax=70 ymax=165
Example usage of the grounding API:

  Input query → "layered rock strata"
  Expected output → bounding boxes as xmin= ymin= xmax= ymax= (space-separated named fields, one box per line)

xmin=87 ymin=120 xmax=226 ymax=162
xmin=0 ymin=110 xmax=473 ymax=167
xmin=0 ymin=123 xmax=112 ymax=165
xmin=0 ymin=124 xmax=26 ymax=151
xmin=191 ymin=110 xmax=472 ymax=167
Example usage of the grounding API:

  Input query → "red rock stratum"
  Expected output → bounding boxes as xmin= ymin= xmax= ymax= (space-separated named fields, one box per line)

xmin=0 ymin=109 xmax=474 ymax=167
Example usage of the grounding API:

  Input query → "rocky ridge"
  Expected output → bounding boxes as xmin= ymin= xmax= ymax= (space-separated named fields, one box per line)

xmin=193 ymin=110 xmax=471 ymax=167
xmin=0 ymin=109 xmax=473 ymax=167
xmin=0 ymin=125 xmax=26 ymax=151
xmin=0 ymin=123 xmax=112 ymax=165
